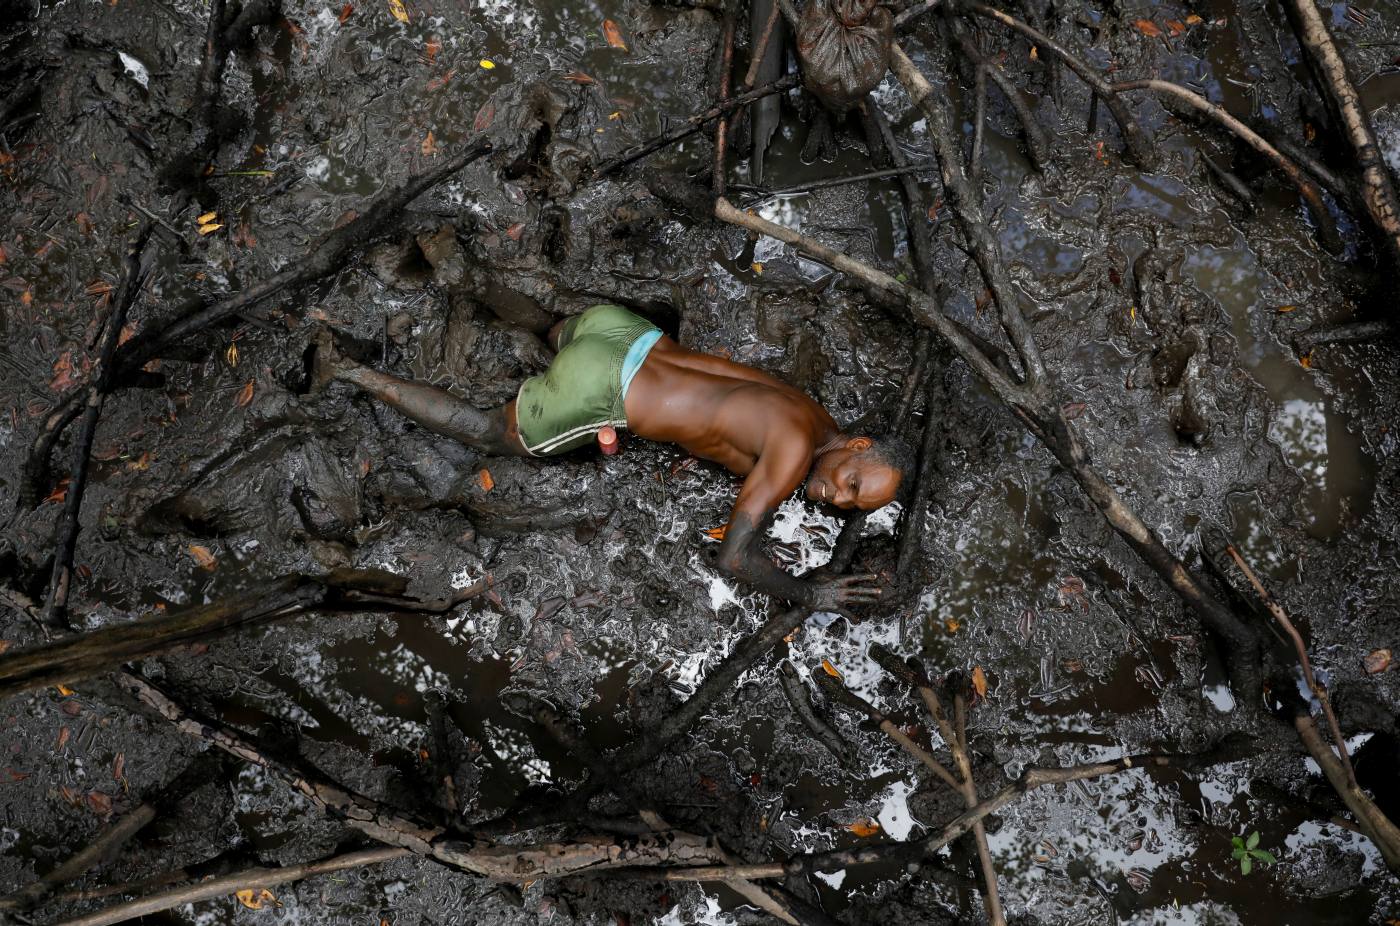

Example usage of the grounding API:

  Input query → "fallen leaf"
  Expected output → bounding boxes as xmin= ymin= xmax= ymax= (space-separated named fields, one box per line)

xmin=197 ymin=221 xmax=224 ymax=236
xmin=421 ymin=130 xmax=438 ymax=156
xmin=235 ymin=380 xmax=254 ymax=407
xmin=388 ymin=0 xmax=408 ymax=22
xmin=848 ymin=818 xmax=881 ymax=837
xmin=821 ymin=658 xmax=842 ymax=680
xmin=944 ymin=617 xmax=960 ymax=634
xmin=56 ymin=684 xmax=75 ymax=697
xmin=1300 ymin=351 xmax=1313 ymax=369
xmin=188 ymin=545 xmax=217 ymax=571
xmin=427 ymin=68 xmax=455 ymax=91
xmin=197 ymin=211 xmax=218 ymax=224
xmin=86 ymin=280 xmax=113 ymax=297
xmin=1134 ymin=19 xmax=1163 ymax=37
xmin=473 ymin=101 xmax=495 ymax=131
xmin=478 ymin=468 xmax=495 ymax=491
xmin=563 ymin=70 xmax=595 ymax=84
xmin=75 ymin=212 xmax=94 ymax=235
xmin=86 ymin=791 xmax=112 ymax=816
xmin=702 ymin=525 xmax=727 ymax=541
xmin=751 ymin=261 xmax=763 ymax=275
xmin=1062 ymin=402 xmax=1088 ymax=419
xmin=1363 ymin=648 xmax=1392 ymax=674
xmin=56 ymin=726 xmax=71 ymax=750
xmin=1304 ymin=122 xmax=1316 ymax=142
xmin=971 ymin=665 xmax=988 ymax=698
xmin=49 ymin=351 xmax=80 ymax=392
xmin=20 ymin=288 xmax=33 ymax=307
xmin=506 ymin=222 xmax=526 ymax=241
xmin=608 ymin=111 xmax=621 ymax=121
xmin=603 ymin=19 xmax=627 ymax=50
xmin=5 ymin=767 xmax=28 ymax=781
xmin=424 ymin=37 xmax=441 ymax=61
xmin=338 ymin=2 xmax=353 ymax=22
xmin=44 ymin=479 xmax=70 ymax=505
xmin=1185 ymin=13 xmax=1203 ymax=25
xmin=61 ymin=700 xmax=81 ymax=717
xmin=113 ymin=752 xmax=125 ymax=781
xmin=0 ymin=641 xmax=9 ymax=654
xmin=479 ymin=58 xmax=496 ymax=70
xmin=235 ymin=889 xmax=280 ymax=910
xmin=0 ymin=243 xmax=7 ymax=264
xmin=1276 ymin=304 xmax=1297 ymax=313
xmin=1166 ymin=19 xmax=1186 ymax=36
xmin=1029 ymin=44 xmax=1038 ymax=61
xmin=127 ymin=450 xmax=151 ymax=471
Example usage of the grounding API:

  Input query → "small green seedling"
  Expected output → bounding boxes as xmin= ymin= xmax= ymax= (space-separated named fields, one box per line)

xmin=1230 ymin=831 xmax=1276 ymax=875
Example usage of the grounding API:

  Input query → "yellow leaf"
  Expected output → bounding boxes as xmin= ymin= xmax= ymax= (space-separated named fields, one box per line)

xmin=603 ymin=19 xmax=627 ymax=50
xmin=235 ymin=380 xmax=255 ymax=408
xmin=971 ymin=665 xmax=988 ymax=698
xmin=608 ymin=111 xmax=621 ymax=121
xmin=189 ymin=545 xmax=217 ymax=571
xmin=235 ymin=888 xmax=279 ymax=910
xmin=226 ymin=343 xmax=239 ymax=367
xmin=479 ymin=58 xmax=496 ymax=69
xmin=944 ymin=617 xmax=960 ymax=634
xmin=1129 ymin=305 xmax=1136 ymax=322
xmin=197 ymin=222 xmax=224 ymax=236
xmin=821 ymin=658 xmax=842 ymax=680
xmin=1029 ymin=44 xmax=1038 ymax=61
xmin=1300 ymin=351 xmax=1313 ymax=369
xmin=56 ymin=684 xmax=75 ymax=696
xmin=1134 ymin=18 xmax=1163 ymax=37
xmin=848 ymin=818 xmax=881 ymax=837
xmin=197 ymin=211 xmax=218 ymax=224
xmin=478 ymin=468 xmax=495 ymax=491
xmin=751 ymin=262 xmax=763 ymax=274
xmin=1276 ymin=305 xmax=1297 ymax=313
xmin=1185 ymin=13 xmax=1203 ymax=25
xmin=388 ymin=0 xmax=408 ymax=22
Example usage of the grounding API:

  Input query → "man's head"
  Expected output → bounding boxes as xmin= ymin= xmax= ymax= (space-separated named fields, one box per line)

xmin=806 ymin=434 xmax=912 ymax=510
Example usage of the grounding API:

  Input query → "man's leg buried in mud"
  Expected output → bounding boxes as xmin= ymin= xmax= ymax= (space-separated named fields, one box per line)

xmin=313 ymin=329 xmax=530 ymax=456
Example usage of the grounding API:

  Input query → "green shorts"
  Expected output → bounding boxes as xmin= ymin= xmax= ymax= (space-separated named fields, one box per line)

xmin=515 ymin=304 xmax=662 ymax=456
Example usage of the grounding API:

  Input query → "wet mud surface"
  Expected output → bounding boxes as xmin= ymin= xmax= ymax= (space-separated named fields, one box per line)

xmin=2 ymin=0 xmax=1399 ymax=923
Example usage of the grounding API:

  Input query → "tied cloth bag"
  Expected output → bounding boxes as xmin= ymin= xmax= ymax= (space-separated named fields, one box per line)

xmin=796 ymin=0 xmax=894 ymax=111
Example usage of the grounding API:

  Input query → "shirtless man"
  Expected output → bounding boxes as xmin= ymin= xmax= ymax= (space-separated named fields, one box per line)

xmin=314 ymin=304 xmax=911 ymax=610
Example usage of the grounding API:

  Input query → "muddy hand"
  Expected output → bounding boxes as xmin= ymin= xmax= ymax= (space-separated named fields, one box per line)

xmin=810 ymin=573 xmax=883 ymax=611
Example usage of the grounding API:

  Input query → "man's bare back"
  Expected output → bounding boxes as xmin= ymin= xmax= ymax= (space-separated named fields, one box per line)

xmin=315 ymin=309 xmax=908 ymax=610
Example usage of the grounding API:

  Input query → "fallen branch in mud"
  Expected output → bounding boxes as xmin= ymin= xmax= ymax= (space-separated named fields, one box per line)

xmin=946 ymin=14 xmax=1051 ymax=174
xmin=777 ymin=660 xmax=855 ymax=767
xmin=957 ymin=1 xmax=1155 ymax=169
xmin=20 ymin=138 xmax=492 ymax=508
xmin=40 ymin=223 xmax=154 ymax=629
xmin=1281 ymin=0 xmax=1400 ymax=270
xmin=1110 ymin=79 xmax=1342 ymax=253
xmin=46 ymin=847 xmax=410 ymax=926
xmin=589 ymin=74 xmax=799 ymax=179
xmin=1293 ymin=319 xmax=1391 ymax=352
xmin=1294 ymin=713 xmax=1400 ymax=871
xmin=1224 ymin=545 xmax=1354 ymax=785
xmin=711 ymin=3 xmax=736 ymax=196
xmin=866 ymin=645 xmax=1004 ymax=924
xmin=0 ymin=572 xmax=489 ymax=699
xmin=812 ymin=666 xmax=961 ymax=791
xmin=622 ymin=746 xmax=1247 ymax=881
xmin=0 ymin=755 xmax=217 ymax=914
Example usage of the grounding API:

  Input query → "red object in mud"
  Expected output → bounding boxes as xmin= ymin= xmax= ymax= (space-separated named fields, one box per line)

xmin=598 ymin=425 xmax=619 ymax=455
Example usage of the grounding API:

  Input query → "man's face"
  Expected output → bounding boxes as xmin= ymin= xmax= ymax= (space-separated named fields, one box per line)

xmin=806 ymin=442 xmax=902 ymax=510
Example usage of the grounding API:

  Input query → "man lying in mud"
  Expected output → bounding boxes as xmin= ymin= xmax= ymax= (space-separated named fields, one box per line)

xmin=313 ymin=304 xmax=910 ymax=609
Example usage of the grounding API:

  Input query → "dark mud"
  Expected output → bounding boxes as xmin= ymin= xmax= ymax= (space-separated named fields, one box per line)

xmin=2 ymin=0 xmax=1399 ymax=923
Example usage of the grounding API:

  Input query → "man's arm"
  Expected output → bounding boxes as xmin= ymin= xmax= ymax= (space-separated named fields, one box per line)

xmin=714 ymin=441 xmax=881 ymax=610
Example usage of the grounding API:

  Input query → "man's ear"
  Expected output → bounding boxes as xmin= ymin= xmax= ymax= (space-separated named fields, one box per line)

xmin=846 ymin=436 xmax=873 ymax=452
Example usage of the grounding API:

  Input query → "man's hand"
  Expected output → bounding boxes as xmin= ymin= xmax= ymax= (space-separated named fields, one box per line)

xmin=809 ymin=573 xmax=883 ymax=611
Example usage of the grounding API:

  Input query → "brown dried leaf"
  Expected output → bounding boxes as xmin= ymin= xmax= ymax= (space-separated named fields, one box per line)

xmin=44 ymin=479 xmax=69 ymax=505
xmin=1134 ymin=19 xmax=1163 ymax=37
xmin=702 ymin=525 xmax=727 ymax=541
xmin=971 ymin=665 xmax=988 ymax=698
xmin=86 ymin=280 xmax=113 ymax=297
xmin=61 ymin=700 xmax=81 ymax=717
xmin=113 ymin=752 xmax=125 ymax=781
xmin=1363 ymin=648 xmax=1392 ymax=675
xmin=424 ymin=37 xmax=441 ymax=61
xmin=188 ymin=545 xmax=217 ymax=571
xmin=848 ymin=818 xmax=881 ymax=837
xmin=473 ymin=101 xmax=495 ymax=131
xmin=86 ymin=791 xmax=113 ymax=817
xmin=235 ymin=380 xmax=254 ymax=407
xmin=1062 ymin=402 xmax=1088 ymax=420
xmin=603 ymin=19 xmax=627 ymax=50
xmin=421 ymin=130 xmax=438 ymax=156
xmin=1185 ymin=13 xmax=1203 ymax=25
xmin=427 ymin=68 xmax=454 ymax=91
xmin=75 ymin=212 xmax=95 ymax=235
xmin=478 ymin=468 xmax=495 ymax=491
xmin=49 ymin=350 xmax=81 ymax=392
xmin=563 ymin=70 xmax=595 ymax=84
xmin=56 ymin=726 xmax=71 ymax=750
xmin=338 ymin=2 xmax=353 ymax=22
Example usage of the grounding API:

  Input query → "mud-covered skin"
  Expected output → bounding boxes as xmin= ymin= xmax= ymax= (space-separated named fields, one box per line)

xmin=2 ymin=0 xmax=1400 ymax=923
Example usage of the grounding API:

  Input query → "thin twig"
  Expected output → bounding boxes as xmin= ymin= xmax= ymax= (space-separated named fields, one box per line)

xmin=712 ymin=4 xmax=736 ymax=196
xmin=736 ymin=163 xmax=939 ymax=200
xmin=953 ymin=691 xmax=1005 ymax=925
